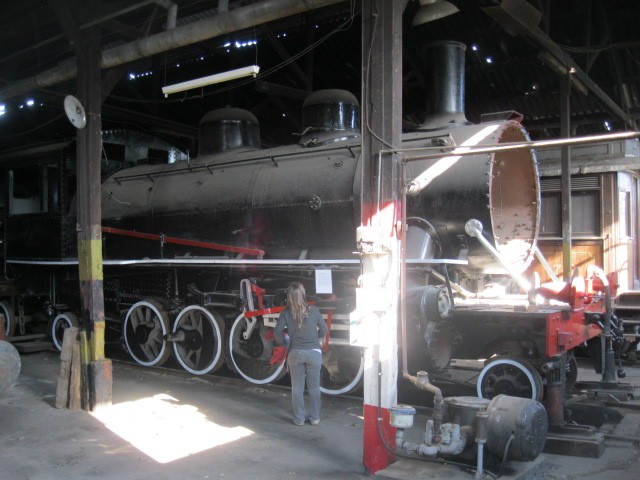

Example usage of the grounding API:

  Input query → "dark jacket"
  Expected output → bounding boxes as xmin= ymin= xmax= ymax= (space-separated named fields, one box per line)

xmin=275 ymin=305 xmax=327 ymax=350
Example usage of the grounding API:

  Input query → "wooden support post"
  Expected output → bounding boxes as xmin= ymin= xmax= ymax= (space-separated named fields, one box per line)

xmin=76 ymin=21 xmax=112 ymax=410
xmin=360 ymin=1 xmax=405 ymax=473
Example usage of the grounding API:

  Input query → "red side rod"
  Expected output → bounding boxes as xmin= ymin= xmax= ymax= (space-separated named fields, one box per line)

xmin=101 ymin=226 xmax=265 ymax=259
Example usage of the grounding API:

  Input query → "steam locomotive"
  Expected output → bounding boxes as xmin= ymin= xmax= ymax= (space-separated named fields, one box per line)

xmin=1 ymin=41 xmax=615 ymax=398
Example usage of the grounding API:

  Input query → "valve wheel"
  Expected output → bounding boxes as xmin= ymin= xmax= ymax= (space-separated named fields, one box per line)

xmin=123 ymin=300 xmax=171 ymax=367
xmin=172 ymin=305 xmax=225 ymax=375
xmin=477 ymin=355 xmax=543 ymax=401
xmin=50 ymin=312 xmax=79 ymax=351
xmin=228 ymin=313 xmax=286 ymax=385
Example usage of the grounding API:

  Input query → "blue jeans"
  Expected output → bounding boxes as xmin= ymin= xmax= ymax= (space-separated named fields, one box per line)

xmin=287 ymin=349 xmax=322 ymax=424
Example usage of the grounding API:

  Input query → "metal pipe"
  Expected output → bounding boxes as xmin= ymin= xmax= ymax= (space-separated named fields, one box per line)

xmin=428 ymin=269 xmax=475 ymax=298
xmin=464 ymin=219 xmax=531 ymax=293
xmin=218 ymin=0 xmax=230 ymax=14
xmin=392 ymin=130 xmax=640 ymax=163
xmin=534 ymin=245 xmax=560 ymax=282
xmin=474 ymin=411 xmax=489 ymax=480
xmin=403 ymin=371 xmax=443 ymax=443
xmin=157 ymin=1 xmax=178 ymax=30
xmin=560 ymin=73 xmax=572 ymax=280
xmin=590 ymin=266 xmax=616 ymax=382
xmin=400 ymin=163 xmax=409 ymax=376
xmin=0 ymin=0 xmax=345 ymax=101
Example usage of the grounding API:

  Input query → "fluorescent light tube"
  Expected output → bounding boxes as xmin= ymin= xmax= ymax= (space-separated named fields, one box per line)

xmin=162 ymin=65 xmax=260 ymax=97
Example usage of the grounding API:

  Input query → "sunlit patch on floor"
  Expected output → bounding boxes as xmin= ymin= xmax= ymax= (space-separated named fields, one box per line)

xmin=91 ymin=393 xmax=253 ymax=463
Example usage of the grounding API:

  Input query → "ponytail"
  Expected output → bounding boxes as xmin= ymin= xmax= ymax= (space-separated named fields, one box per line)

xmin=287 ymin=282 xmax=309 ymax=329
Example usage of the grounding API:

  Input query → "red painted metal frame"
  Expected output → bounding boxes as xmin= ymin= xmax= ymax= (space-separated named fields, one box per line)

xmin=243 ymin=306 xmax=285 ymax=318
xmin=242 ymin=302 xmax=334 ymax=351
xmin=545 ymin=310 xmax=601 ymax=357
xmin=101 ymin=226 xmax=265 ymax=259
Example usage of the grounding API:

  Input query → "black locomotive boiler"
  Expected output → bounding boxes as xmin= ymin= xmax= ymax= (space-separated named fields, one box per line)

xmin=2 ymin=41 xmax=603 ymax=399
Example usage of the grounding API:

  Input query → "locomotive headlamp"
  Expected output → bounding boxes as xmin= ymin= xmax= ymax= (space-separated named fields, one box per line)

xmin=162 ymin=65 xmax=260 ymax=97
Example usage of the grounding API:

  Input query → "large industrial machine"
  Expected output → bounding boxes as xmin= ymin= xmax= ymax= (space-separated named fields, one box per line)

xmin=0 ymin=41 xmax=622 ymax=405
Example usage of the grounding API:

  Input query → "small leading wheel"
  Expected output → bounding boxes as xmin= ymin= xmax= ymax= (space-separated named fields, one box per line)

xmin=123 ymin=300 xmax=171 ymax=367
xmin=477 ymin=356 xmax=543 ymax=401
xmin=50 ymin=312 xmax=80 ymax=351
xmin=172 ymin=305 xmax=225 ymax=375
xmin=0 ymin=301 xmax=15 ymax=338
xmin=320 ymin=344 xmax=364 ymax=395
xmin=228 ymin=313 xmax=286 ymax=384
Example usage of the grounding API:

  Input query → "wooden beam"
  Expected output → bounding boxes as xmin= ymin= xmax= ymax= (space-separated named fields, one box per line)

xmin=483 ymin=0 xmax=637 ymax=130
xmin=260 ymin=25 xmax=312 ymax=90
xmin=49 ymin=0 xmax=83 ymax=57
xmin=255 ymin=80 xmax=309 ymax=100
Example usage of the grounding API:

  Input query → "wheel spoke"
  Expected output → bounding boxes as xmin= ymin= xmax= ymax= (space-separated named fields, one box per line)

xmin=193 ymin=312 xmax=202 ymax=332
xmin=124 ymin=301 xmax=170 ymax=367
xmin=320 ymin=345 xmax=364 ymax=395
xmin=130 ymin=309 xmax=141 ymax=330
xmin=140 ymin=342 xmax=154 ymax=360
xmin=172 ymin=305 xmax=223 ymax=375
xmin=192 ymin=347 xmax=201 ymax=369
xmin=477 ymin=356 xmax=542 ymax=400
xmin=149 ymin=337 xmax=161 ymax=358
xmin=228 ymin=313 xmax=285 ymax=384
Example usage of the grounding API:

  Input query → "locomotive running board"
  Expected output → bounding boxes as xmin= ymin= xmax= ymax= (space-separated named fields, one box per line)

xmin=7 ymin=258 xmax=466 ymax=267
xmin=7 ymin=258 xmax=360 ymax=267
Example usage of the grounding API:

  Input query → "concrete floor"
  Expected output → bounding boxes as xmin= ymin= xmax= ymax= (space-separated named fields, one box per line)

xmin=1 ymin=351 xmax=639 ymax=480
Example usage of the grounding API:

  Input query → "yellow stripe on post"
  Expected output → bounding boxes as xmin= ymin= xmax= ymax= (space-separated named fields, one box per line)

xmin=78 ymin=238 xmax=104 ymax=281
xmin=91 ymin=321 xmax=105 ymax=361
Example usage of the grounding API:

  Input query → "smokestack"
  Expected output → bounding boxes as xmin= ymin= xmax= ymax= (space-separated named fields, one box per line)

xmin=419 ymin=40 xmax=470 ymax=130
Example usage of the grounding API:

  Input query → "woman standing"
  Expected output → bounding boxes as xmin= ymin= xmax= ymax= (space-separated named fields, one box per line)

xmin=275 ymin=282 xmax=327 ymax=426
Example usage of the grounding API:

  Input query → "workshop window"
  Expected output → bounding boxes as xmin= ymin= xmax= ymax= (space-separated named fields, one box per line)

xmin=539 ymin=175 xmax=601 ymax=238
xmin=618 ymin=172 xmax=635 ymax=240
